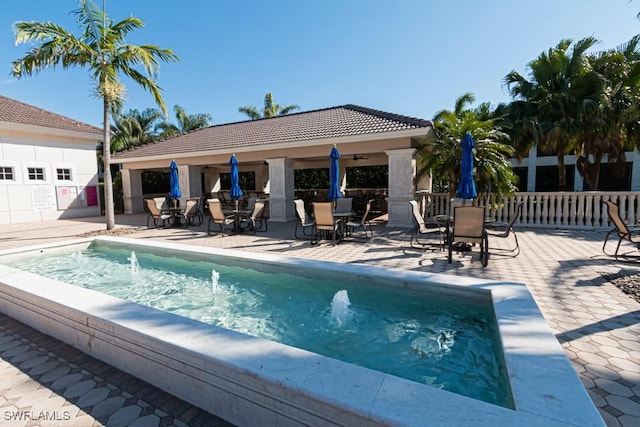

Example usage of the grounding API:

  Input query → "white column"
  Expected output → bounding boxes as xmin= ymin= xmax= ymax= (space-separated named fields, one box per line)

xmin=178 ymin=165 xmax=202 ymax=200
xmin=261 ymin=162 xmax=270 ymax=194
xmin=339 ymin=162 xmax=347 ymax=195
xmin=266 ymin=158 xmax=295 ymax=222
xmin=121 ymin=169 xmax=143 ymax=214
xmin=574 ymin=165 xmax=583 ymax=191
xmin=385 ymin=148 xmax=416 ymax=228
xmin=527 ymin=147 xmax=537 ymax=192
xmin=632 ymin=150 xmax=640 ymax=191
xmin=416 ymin=173 xmax=432 ymax=192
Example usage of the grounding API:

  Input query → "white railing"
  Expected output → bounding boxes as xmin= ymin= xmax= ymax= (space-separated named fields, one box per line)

xmin=415 ymin=191 xmax=640 ymax=230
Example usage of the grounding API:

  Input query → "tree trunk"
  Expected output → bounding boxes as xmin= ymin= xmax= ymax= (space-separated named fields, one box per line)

xmin=103 ymin=98 xmax=116 ymax=230
xmin=557 ymin=151 xmax=567 ymax=190
xmin=592 ymin=153 xmax=602 ymax=191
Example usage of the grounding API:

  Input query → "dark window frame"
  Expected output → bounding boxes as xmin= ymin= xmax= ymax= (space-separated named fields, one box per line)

xmin=27 ymin=167 xmax=45 ymax=181
xmin=0 ymin=166 xmax=14 ymax=180
xmin=56 ymin=168 xmax=72 ymax=181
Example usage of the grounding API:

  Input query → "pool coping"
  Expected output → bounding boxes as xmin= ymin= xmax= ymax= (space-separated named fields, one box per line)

xmin=0 ymin=236 xmax=604 ymax=426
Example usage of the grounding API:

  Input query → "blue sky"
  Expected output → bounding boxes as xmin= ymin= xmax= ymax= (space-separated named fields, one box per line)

xmin=1 ymin=0 xmax=638 ymax=128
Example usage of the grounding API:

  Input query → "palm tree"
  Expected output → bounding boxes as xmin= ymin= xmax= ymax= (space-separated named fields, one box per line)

xmin=111 ymin=108 xmax=164 ymax=151
xmin=416 ymin=93 xmax=517 ymax=196
xmin=155 ymin=104 xmax=212 ymax=139
xmin=577 ymin=36 xmax=640 ymax=189
xmin=12 ymin=0 xmax=179 ymax=230
xmin=238 ymin=92 xmax=299 ymax=120
xmin=504 ymin=37 xmax=601 ymax=190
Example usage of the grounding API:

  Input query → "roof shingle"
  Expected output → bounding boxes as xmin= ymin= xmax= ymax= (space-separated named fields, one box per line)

xmin=113 ymin=104 xmax=432 ymax=160
xmin=0 ymin=94 xmax=102 ymax=135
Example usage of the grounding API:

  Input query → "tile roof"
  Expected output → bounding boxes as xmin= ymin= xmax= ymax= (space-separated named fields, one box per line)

xmin=0 ymin=94 xmax=103 ymax=135
xmin=113 ymin=104 xmax=432 ymax=160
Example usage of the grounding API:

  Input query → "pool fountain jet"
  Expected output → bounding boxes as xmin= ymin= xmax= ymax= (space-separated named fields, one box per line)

xmin=73 ymin=251 xmax=85 ymax=263
xmin=129 ymin=251 xmax=140 ymax=274
xmin=211 ymin=269 xmax=220 ymax=294
xmin=330 ymin=290 xmax=351 ymax=327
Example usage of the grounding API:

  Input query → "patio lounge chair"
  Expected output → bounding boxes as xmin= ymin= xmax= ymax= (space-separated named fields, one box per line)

xmin=486 ymin=201 xmax=523 ymax=257
xmin=206 ymin=199 xmax=235 ymax=236
xmin=345 ymin=199 xmax=374 ymax=240
xmin=409 ymin=200 xmax=443 ymax=250
xmin=602 ymin=200 xmax=640 ymax=260
xmin=239 ymin=200 xmax=268 ymax=233
xmin=448 ymin=206 xmax=489 ymax=267
xmin=311 ymin=202 xmax=340 ymax=245
xmin=145 ymin=198 xmax=172 ymax=228
xmin=294 ymin=199 xmax=315 ymax=239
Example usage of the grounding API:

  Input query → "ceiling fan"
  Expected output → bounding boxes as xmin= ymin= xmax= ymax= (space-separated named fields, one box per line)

xmin=352 ymin=154 xmax=369 ymax=161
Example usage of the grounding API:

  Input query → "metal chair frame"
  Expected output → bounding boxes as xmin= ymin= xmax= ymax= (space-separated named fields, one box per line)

xmin=602 ymin=200 xmax=640 ymax=261
xmin=294 ymin=199 xmax=315 ymax=239
xmin=486 ymin=201 xmax=523 ymax=257
xmin=448 ymin=206 xmax=489 ymax=267
xmin=206 ymin=199 xmax=235 ymax=236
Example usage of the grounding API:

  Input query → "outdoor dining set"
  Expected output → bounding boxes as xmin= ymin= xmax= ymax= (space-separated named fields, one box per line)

xmin=293 ymin=197 xmax=374 ymax=245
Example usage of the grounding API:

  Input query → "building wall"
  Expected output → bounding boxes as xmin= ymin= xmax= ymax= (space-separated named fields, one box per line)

xmin=0 ymin=126 xmax=101 ymax=224
xmin=510 ymin=149 xmax=640 ymax=192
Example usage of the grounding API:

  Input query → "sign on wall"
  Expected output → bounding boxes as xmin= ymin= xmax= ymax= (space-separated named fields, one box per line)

xmin=56 ymin=186 xmax=80 ymax=209
xmin=31 ymin=186 xmax=57 ymax=211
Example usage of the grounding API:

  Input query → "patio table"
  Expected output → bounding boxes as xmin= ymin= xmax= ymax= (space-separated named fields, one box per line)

xmin=223 ymin=209 xmax=253 ymax=232
xmin=333 ymin=211 xmax=354 ymax=239
xmin=167 ymin=207 xmax=185 ymax=227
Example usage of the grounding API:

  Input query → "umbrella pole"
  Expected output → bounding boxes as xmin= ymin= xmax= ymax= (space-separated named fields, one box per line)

xmin=235 ymin=199 xmax=239 ymax=211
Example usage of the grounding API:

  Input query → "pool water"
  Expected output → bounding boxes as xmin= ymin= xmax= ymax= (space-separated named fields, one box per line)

xmin=5 ymin=243 xmax=512 ymax=408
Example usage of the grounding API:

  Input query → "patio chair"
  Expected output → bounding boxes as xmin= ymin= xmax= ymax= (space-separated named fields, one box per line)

xmin=217 ymin=191 xmax=234 ymax=209
xmin=486 ymin=201 xmax=523 ymax=257
xmin=294 ymin=199 xmax=315 ymax=239
xmin=602 ymin=200 xmax=640 ymax=261
xmin=153 ymin=196 xmax=170 ymax=214
xmin=335 ymin=197 xmax=353 ymax=212
xmin=178 ymin=198 xmax=203 ymax=226
xmin=409 ymin=200 xmax=443 ymax=250
xmin=448 ymin=206 xmax=489 ymax=267
xmin=206 ymin=199 xmax=235 ymax=236
xmin=345 ymin=199 xmax=374 ymax=240
xmin=239 ymin=200 xmax=268 ymax=233
xmin=145 ymin=198 xmax=172 ymax=228
xmin=311 ymin=202 xmax=340 ymax=245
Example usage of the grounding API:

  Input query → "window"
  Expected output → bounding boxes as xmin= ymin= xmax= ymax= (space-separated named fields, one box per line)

xmin=582 ymin=162 xmax=632 ymax=191
xmin=0 ymin=166 xmax=14 ymax=180
xmin=28 ymin=167 xmax=45 ymax=181
xmin=57 ymin=168 xmax=72 ymax=181
xmin=535 ymin=165 xmax=575 ymax=191
xmin=512 ymin=167 xmax=528 ymax=192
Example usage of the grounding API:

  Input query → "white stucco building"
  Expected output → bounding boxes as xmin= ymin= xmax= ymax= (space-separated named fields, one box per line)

xmin=0 ymin=94 xmax=103 ymax=224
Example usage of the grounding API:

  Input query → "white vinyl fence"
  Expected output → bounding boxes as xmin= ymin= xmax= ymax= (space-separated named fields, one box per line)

xmin=415 ymin=191 xmax=640 ymax=230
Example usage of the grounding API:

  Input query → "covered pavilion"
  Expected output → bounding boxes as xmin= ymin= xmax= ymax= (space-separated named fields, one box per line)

xmin=112 ymin=104 xmax=433 ymax=227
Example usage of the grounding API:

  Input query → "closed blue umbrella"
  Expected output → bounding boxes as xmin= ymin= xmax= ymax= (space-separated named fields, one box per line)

xmin=456 ymin=133 xmax=477 ymax=200
xmin=229 ymin=154 xmax=243 ymax=203
xmin=328 ymin=145 xmax=341 ymax=201
xmin=168 ymin=159 xmax=181 ymax=202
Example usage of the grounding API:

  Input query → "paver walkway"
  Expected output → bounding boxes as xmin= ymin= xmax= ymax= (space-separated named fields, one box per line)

xmin=0 ymin=214 xmax=639 ymax=426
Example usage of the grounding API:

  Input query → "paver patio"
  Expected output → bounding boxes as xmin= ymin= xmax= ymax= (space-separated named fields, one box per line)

xmin=0 ymin=214 xmax=639 ymax=426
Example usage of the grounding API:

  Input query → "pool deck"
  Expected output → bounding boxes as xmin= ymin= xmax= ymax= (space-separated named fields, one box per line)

xmin=0 ymin=214 xmax=639 ymax=426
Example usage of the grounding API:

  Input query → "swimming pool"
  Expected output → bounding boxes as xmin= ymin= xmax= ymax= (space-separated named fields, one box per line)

xmin=3 ymin=240 xmax=511 ymax=407
xmin=0 ymin=236 xmax=604 ymax=426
